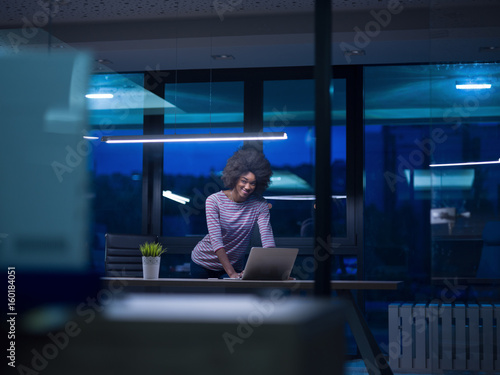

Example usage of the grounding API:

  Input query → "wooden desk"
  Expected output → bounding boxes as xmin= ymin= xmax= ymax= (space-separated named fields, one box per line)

xmin=102 ymin=277 xmax=399 ymax=290
xmin=101 ymin=277 xmax=402 ymax=375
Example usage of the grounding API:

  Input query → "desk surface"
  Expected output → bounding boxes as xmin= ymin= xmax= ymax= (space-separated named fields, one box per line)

xmin=102 ymin=277 xmax=402 ymax=290
xmin=102 ymin=276 xmax=401 ymax=375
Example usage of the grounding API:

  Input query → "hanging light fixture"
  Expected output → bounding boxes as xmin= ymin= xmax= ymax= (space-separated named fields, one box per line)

xmin=430 ymin=158 xmax=500 ymax=167
xmin=101 ymin=132 xmax=287 ymax=143
xmin=101 ymin=29 xmax=288 ymax=144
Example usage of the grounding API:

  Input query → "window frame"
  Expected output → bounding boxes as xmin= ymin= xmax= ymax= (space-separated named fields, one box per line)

xmin=140 ymin=65 xmax=363 ymax=258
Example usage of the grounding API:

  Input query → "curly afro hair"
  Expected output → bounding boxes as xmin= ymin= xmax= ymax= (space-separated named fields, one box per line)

xmin=221 ymin=146 xmax=273 ymax=195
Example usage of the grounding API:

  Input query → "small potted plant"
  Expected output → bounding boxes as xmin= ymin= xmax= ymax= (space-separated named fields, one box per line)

xmin=139 ymin=242 xmax=166 ymax=279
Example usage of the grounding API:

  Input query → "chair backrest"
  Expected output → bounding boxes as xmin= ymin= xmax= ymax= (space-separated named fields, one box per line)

xmin=105 ymin=233 xmax=158 ymax=277
xmin=476 ymin=221 xmax=500 ymax=278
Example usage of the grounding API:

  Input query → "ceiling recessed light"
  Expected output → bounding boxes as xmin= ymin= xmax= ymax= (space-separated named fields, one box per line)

xmin=343 ymin=49 xmax=365 ymax=57
xmin=96 ymin=58 xmax=113 ymax=64
xmin=211 ymin=54 xmax=235 ymax=60
xmin=479 ymin=46 xmax=500 ymax=53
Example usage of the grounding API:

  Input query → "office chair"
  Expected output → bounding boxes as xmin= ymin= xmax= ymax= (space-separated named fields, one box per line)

xmin=476 ymin=221 xmax=500 ymax=278
xmin=105 ymin=233 xmax=158 ymax=277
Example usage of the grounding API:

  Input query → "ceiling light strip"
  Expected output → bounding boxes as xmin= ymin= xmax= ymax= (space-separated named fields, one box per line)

xmin=430 ymin=159 xmax=500 ymax=167
xmin=264 ymin=195 xmax=347 ymax=201
xmin=101 ymin=132 xmax=287 ymax=143
xmin=162 ymin=190 xmax=190 ymax=204
xmin=85 ymin=93 xmax=114 ymax=99
xmin=455 ymin=83 xmax=491 ymax=90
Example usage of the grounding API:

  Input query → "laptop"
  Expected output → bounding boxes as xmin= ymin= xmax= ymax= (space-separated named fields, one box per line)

xmin=236 ymin=247 xmax=299 ymax=280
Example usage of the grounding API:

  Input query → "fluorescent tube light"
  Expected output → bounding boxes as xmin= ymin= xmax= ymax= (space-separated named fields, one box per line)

xmin=264 ymin=195 xmax=346 ymax=201
xmin=101 ymin=132 xmax=288 ymax=144
xmin=85 ymin=93 xmax=114 ymax=99
xmin=455 ymin=81 xmax=492 ymax=90
xmin=430 ymin=159 xmax=500 ymax=167
xmin=162 ymin=190 xmax=190 ymax=204
xmin=83 ymin=136 xmax=99 ymax=140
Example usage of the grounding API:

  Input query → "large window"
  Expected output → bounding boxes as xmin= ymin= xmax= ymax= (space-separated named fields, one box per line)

xmin=263 ymin=79 xmax=315 ymax=237
xmin=363 ymin=62 xmax=500 ymax=356
xmin=87 ymin=73 xmax=146 ymax=270
xmin=263 ymin=78 xmax=348 ymax=238
xmin=162 ymin=81 xmax=244 ymax=236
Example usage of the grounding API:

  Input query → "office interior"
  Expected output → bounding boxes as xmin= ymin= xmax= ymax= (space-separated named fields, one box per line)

xmin=1 ymin=1 xmax=500 ymax=374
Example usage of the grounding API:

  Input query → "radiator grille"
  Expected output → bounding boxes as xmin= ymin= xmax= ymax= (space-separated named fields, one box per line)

xmin=388 ymin=303 xmax=499 ymax=372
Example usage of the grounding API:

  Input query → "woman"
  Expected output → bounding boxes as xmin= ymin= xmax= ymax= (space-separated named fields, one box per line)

xmin=190 ymin=146 xmax=275 ymax=278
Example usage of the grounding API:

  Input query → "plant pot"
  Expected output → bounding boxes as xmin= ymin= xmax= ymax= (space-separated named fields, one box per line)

xmin=142 ymin=256 xmax=161 ymax=279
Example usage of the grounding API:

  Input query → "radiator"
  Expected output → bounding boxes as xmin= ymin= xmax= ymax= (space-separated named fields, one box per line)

xmin=388 ymin=303 xmax=499 ymax=372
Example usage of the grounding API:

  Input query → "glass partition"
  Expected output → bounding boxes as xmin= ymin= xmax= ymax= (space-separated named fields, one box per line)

xmin=364 ymin=62 xmax=500 ymax=286
xmin=428 ymin=63 xmax=500 ymax=281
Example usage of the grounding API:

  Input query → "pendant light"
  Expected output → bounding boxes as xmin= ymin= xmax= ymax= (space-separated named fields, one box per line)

xmin=102 ymin=26 xmax=287 ymax=144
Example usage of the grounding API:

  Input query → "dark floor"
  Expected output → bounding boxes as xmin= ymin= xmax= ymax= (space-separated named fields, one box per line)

xmin=345 ymin=359 xmax=414 ymax=375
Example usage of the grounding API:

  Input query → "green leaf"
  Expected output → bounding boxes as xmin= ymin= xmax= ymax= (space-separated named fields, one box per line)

xmin=139 ymin=241 xmax=167 ymax=257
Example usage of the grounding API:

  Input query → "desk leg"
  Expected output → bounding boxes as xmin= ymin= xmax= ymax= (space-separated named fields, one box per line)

xmin=336 ymin=290 xmax=394 ymax=375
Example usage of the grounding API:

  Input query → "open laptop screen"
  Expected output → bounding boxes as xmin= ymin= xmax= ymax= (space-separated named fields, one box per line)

xmin=242 ymin=247 xmax=299 ymax=280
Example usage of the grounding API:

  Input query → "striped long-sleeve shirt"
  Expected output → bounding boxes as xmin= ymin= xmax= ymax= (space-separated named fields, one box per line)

xmin=191 ymin=191 xmax=275 ymax=271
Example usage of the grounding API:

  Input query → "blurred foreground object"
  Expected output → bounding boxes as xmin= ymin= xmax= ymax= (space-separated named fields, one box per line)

xmin=41 ymin=294 xmax=346 ymax=375
xmin=0 ymin=51 xmax=99 ymax=313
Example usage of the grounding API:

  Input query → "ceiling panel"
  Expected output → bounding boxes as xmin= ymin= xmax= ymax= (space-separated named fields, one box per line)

xmin=0 ymin=0 xmax=499 ymax=71
xmin=0 ymin=0 xmax=465 ymax=26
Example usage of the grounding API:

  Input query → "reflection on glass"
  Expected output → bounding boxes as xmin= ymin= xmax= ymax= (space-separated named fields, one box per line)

xmin=263 ymin=79 xmax=347 ymax=238
xmin=88 ymin=73 xmax=147 ymax=126
xmin=165 ymin=81 xmax=243 ymax=130
xmin=162 ymin=132 xmax=244 ymax=236
xmin=364 ymin=62 xmax=500 ymax=284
